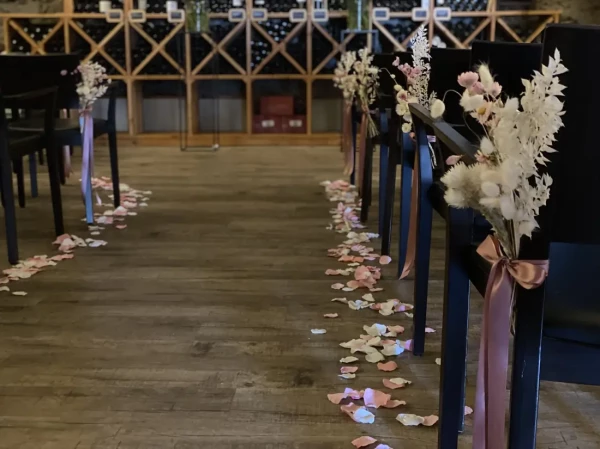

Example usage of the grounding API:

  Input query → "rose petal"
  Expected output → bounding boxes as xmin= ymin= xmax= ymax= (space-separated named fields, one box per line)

xmin=387 ymin=325 xmax=405 ymax=335
xmin=446 ymin=155 xmax=463 ymax=165
xmin=377 ymin=361 xmax=398 ymax=372
xmin=383 ymin=377 xmax=412 ymax=389
xmin=375 ymin=445 xmax=393 ymax=449
xmin=379 ymin=255 xmax=392 ymax=265
xmin=396 ymin=414 xmax=424 ymax=426
xmin=383 ymin=399 xmax=406 ymax=408
xmin=422 ymin=415 xmax=439 ymax=426
xmin=323 ymin=313 xmax=339 ymax=318
xmin=311 ymin=329 xmax=326 ymax=334
xmin=116 ymin=224 xmax=127 ymax=230
xmin=340 ymin=366 xmax=359 ymax=374
xmin=0 ymin=286 xmax=9 ymax=292
xmin=331 ymin=297 xmax=348 ymax=303
xmin=365 ymin=351 xmax=385 ymax=363
xmin=341 ymin=403 xmax=375 ymax=424
xmin=361 ymin=293 xmax=375 ymax=302
xmin=327 ymin=393 xmax=346 ymax=404
xmin=351 ymin=436 xmax=377 ymax=448
xmin=340 ymin=356 xmax=359 ymax=364
xmin=331 ymin=283 xmax=345 ymax=290
xmin=12 ymin=291 xmax=27 ymax=296
xmin=363 ymin=323 xmax=387 ymax=336
xmin=339 ymin=373 xmax=356 ymax=379
xmin=435 ymin=358 xmax=441 ymax=366
xmin=425 ymin=327 xmax=436 ymax=333
xmin=465 ymin=406 xmax=473 ymax=416
xmin=399 ymin=339 xmax=413 ymax=351
xmin=363 ymin=388 xmax=391 ymax=408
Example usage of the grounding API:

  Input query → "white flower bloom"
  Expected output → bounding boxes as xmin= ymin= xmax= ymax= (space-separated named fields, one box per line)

xmin=478 ymin=64 xmax=494 ymax=90
xmin=499 ymin=195 xmax=516 ymax=220
xmin=480 ymin=137 xmax=495 ymax=155
xmin=481 ymin=181 xmax=500 ymax=198
xmin=402 ymin=123 xmax=412 ymax=134
xmin=430 ymin=99 xmax=445 ymax=119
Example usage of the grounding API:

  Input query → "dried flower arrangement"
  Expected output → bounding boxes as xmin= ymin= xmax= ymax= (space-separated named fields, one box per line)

xmin=440 ymin=49 xmax=567 ymax=258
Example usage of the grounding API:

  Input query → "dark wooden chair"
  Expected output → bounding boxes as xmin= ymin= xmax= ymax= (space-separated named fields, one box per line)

xmin=410 ymin=42 xmax=543 ymax=357
xmin=432 ymin=24 xmax=600 ymax=449
xmin=0 ymin=87 xmax=64 ymax=264
xmin=379 ymin=49 xmax=471 ymax=274
xmin=0 ymin=54 xmax=121 ymax=218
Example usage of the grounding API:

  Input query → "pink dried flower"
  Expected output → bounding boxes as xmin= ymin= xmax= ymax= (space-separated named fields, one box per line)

xmin=470 ymin=82 xmax=486 ymax=95
xmin=392 ymin=56 xmax=400 ymax=67
xmin=489 ymin=81 xmax=502 ymax=98
xmin=458 ymin=71 xmax=479 ymax=88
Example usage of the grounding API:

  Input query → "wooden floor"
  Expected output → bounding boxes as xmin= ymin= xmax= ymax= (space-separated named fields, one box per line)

xmin=0 ymin=146 xmax=598 ymax=449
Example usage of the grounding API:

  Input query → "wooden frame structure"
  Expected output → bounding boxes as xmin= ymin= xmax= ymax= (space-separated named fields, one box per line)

xmin=1 ymin=0 xmax=561 ymax=147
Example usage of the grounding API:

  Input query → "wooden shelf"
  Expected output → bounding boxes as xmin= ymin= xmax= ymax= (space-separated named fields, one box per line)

xmin=1 ymin=0 xmax=561 ymax=147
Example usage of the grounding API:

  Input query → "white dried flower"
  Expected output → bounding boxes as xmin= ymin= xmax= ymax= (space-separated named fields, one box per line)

xmin=430 ymin=99 xmax=445 ymax=119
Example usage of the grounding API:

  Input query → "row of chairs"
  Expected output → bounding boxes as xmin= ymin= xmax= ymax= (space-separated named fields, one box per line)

xmin=354 ymin=24 xmax=600 ymax=448
xmin=0 ymin=53 xmax=121 ymax=264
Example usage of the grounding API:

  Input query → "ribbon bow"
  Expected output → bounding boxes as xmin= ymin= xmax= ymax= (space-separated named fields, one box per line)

xmin=472 ymin=235 xmax=548 ymax=449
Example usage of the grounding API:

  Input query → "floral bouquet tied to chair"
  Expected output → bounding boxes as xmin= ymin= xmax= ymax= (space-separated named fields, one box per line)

xmin=334 ymin=49 xmax=379 ymax=180
xmin=440 ymin=50 xmax=567 ymax=449
xmin=70 ymin=61 xmax=111 ymax=224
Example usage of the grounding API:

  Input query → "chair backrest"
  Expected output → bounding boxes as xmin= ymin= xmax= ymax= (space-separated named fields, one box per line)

xmin=0 ymin=54 xmax=80 ymax=110
xmin=373 ymin=53 xmax=397 ymax=98
xmin=531 ymin=25 xmax=600 ymax=333
xmin=470 ymin=41 xmax=543 ymax=99
xmin=429 ymin=48 xmax=471 ymax=126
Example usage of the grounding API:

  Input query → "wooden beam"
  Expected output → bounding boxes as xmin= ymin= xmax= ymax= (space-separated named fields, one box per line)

xmin=497 ymin=17 xmax=523 ymax=43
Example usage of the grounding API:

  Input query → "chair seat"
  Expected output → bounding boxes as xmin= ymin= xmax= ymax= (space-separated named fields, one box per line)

xmin=7 ymin=130 xmax=43 ymax=159
xmin=10 ymin=117 xmax=108 ymax=142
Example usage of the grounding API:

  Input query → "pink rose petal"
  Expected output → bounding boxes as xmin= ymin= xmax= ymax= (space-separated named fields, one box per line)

xmin=340 ymin=403 xmax=375 ymax=424
xmin=116 ymin=224 xmax=127 ymax=230
xmin=363 ymin=388 xmax=391 ymax=409
xmin=400 ymin=339 xmax=413 ymax=351
xmin=446 ymin=155 xmax=463 ymax=166
xmin=379 ymin=255 xmax=392 ymax=265
xmin=331 ymin=283 xmax=345 ymax=290
xmin=327 ymin=393 xmax=346 ymax=404
xmin=383 ymin=399 xmax=406 ymax=408
xmin=344 ymin=388 xmax=364 ymax=400
xmin=346 ymin=280 xmax=360 ymax=289
xmin=340 ymin=366 xmax=358 ymax=374
xmin=387 ymin=325 xmax=405 ymax=334
xmin=375 ymin=445 xmax=393 ymax=449
xmin=422 ymin=415 xmax=439 ymax=426
xmin=377 ymin=361 xmax=398 ymax=372
xmin=323 ymin=313 xmax=338 ymax=318
xmin=425 ymin=327 xmax=436 ymax=333
xmin=465 ymin=406 xmax=473 ymax=416
xmin=325 ymin=269 xmax=339 ymax=275
xmin=352 ymin=436 xmax=377 ymax=448
xmin=382 ymin=378 xmax=411 ymax=390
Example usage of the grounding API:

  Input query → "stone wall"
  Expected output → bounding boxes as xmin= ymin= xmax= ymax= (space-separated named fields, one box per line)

xmin=535 ymin=0 xmax=600 ymax=24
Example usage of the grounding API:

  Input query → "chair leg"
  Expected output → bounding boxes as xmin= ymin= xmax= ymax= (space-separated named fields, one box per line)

xmin=381 ymin=145 xmax=398 ymax=256
xmin=57 ymin=144 xmax=66 ymax=185
xmin=508 ymin=288 xmax=544 ymax=449
xmin=1 ymin=155 xmax=18 ymax=265
xmin=46 ymin=145 xmax=65 ymax=236
xmin=360 ymin=139 xmax=374 ymax=223
xmin=350 ymin=116 xmax=358 ymax=186
xmin=14 ymin=158 xmax=25 ymax=208
xmin=378 ymin=143 xmax=388 ymax=236
xmin=38 ymin=149 xmax=45 ymax=165
xmin=437 ymin=208 xmax=473 ymax=449
xmin=108 ymin=129 xmax=121 ymax=207
xmin=28 ymin=154 xmax=38 ymax=198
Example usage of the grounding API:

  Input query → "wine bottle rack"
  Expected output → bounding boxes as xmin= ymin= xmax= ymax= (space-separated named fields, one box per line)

xmin=0 ymin=0 xmax=561 ymax=147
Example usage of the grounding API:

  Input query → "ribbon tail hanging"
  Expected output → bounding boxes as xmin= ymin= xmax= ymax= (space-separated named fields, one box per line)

xmin=357 ymin=110 xmax=368 ymax=194
xmin=81 ymin=112 xmax=94 ymax=224
xmin=399 ymin=146 xmax=419 ymax=279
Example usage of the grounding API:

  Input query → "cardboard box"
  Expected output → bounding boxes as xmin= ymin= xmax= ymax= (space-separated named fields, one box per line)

xmin=252 ymin=115 xmax=282 ymax=133
xmin=281 ymin=115 xmax=307 ymax=134
xmin=260 ymin=96 xmax=294 ymax=116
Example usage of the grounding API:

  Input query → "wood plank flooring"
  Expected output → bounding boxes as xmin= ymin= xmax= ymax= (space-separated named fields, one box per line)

xmin=0 ymin=146 xmax=598 ymax=449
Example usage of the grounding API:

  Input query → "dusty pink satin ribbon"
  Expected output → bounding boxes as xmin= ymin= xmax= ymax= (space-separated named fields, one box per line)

xmin=399 ymin=135 xmax=436 ymax=279
xmin=342 ymin=103 xmax=354 ymax=176
xmin=472 ymin=235 xmax=548 ymax=449
xmin=357 ymin=109 xmax=368 ymax=193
